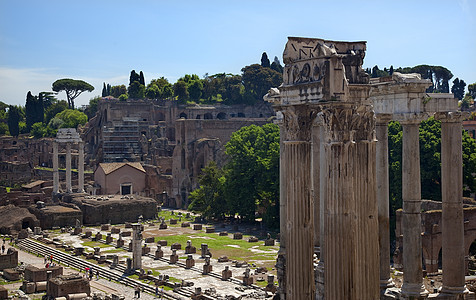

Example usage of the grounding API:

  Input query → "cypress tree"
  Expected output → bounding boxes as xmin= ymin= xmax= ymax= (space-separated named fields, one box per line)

xmin=7 ymin=105 xmax=20 ymax=136
xmin=139 ymin=71 xmax=145 ymax=86
xmin=261 ymin=52 xmax=270 ymax=68
xmin=25 ymin=91 xmax=36 ymax=131
xmin=102 ymin=83 xmax=107 ymax=97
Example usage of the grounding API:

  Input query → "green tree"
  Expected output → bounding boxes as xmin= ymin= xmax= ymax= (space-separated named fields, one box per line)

xmin=49 ymin=109 xmax=87 ymax=129
xmin=84 ymin=96 xmax=101 ymax=119
xmin=52 ymin=78 xmax=94 ymax=109
xmin=451 ymin=78 xmax=466 ymax=100
xmin=102 ymin=83 xmax=107 ymax=97
xmin=129 ymin=70 xmax=140 ymax=86
xmin=188 ymin=79 xmax=203 ymax=101
xmin=261 ymin=52 xmax=270 ymax=68
xmin=45 ymin=100 xmax=68 ymax=124
xmin=31 ymin=122 xmax=47 ymax=138
xmin=25 ymin=91 xmax=44 ymax=131
xmin=139 ymin=71 xmax=145 ymax=86
xmin=468 ymin=83 xmax=476 ymax=99
xmin=128 ymin=81 xmax=145 ymax=99
xmin=270 ymin=56 xmax=283 ymax=74
xmin=110 ymin=85 xmax=127 ymax=98
xmin=188 ymin=161 xmax=227 ymax=220
xmin=174 ymin=80 xmax=189 ymax=102
xmin=224 ymin=123 xmax=280 ymax=225
xmin=241 ymin=64 xmax=282 ymax=104
xmin=7 ymin=105 xmax=21 ymax=136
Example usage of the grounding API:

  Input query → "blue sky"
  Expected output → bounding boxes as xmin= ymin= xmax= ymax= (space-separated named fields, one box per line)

xmin=1 ymin=0 xmax=475 ymax=107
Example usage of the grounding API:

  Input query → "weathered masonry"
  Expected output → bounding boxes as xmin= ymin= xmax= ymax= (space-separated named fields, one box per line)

xmin=53 ymin=128 xmax=84 ymax=194
xmin=265 ymin=37 xmax=469 ymax=299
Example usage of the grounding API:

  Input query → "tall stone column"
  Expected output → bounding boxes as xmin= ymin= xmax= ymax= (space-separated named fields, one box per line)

xmin=322 ymin=104 xmax=379 ymax=300
xmin=316 ymin=118 xmax=326 ymax=300
xmin=78 ymin=142 xmax=85 ymax=193
xmin=275 ymin=117 xmax=286 ymax=299
xmin=311 ymin=119 xmax=321 ymax=252
xmin=53 ymin=142 xmax=59 ymax=194
xmin=282 ymin=105 xmax=315 ymax=299
xmin=65 ymin=142 xmax=72 ymax=193
xmin=437 ymin=112 xmax=467 ymax=297
xmin=132 ymin=224 xmax=142 ymax=270
xmin=400 ymin=116 xmax=428 ymax=299
xmin=376 ymin=114 xmax=394 ymax=292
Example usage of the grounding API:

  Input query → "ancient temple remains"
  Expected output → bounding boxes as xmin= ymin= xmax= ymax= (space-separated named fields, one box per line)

xmin=265 ymin=37 xmax=468 ymax=299
xmin=53 ymin=128 xmax=84 ymax=194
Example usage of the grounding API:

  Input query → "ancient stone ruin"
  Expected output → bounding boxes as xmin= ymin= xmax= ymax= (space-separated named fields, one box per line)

xmin=265 ymin=37 xmax=468 ymax=299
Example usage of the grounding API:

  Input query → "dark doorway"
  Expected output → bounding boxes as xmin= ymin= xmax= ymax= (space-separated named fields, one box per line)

xmin=121 ymin=184 xmax=131 ymax=195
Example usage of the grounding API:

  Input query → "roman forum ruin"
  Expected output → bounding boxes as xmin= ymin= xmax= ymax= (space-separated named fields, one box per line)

xmin=265 ymin=37 xmax=469 ymax=299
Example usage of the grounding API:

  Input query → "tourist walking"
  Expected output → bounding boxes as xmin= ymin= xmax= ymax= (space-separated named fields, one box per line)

xmin=96 ymin=269 xmax=99 ymax=280
xmin=135 ymin=285 xmax=141 ymax=298
xmin=1 ymin=244 xmax=5 ymax=254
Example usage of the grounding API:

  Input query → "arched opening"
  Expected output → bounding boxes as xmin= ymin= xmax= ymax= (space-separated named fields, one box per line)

xmin=179 ymin=112 xmax=187 ymax=119
xmin=259 ymin=113 xmax=263 ymax=117
xmin=165 ymin=169 xmax=172 ymax=175
xmin=157 ymin=112 xmax=165 ymax=121
xmin=204 ymin=113 xmax=213 ymax=119
xmin=217 ymin=112 xmax=227 ymax=120
xmin=196 ymin=115 xmax=201 ymax=119
xmin=238 ymin=112 xmax=245 ymax=118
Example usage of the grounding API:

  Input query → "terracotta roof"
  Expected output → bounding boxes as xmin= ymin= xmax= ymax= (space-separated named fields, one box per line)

xmin=98 ymin=162 xmax=146 ymax=175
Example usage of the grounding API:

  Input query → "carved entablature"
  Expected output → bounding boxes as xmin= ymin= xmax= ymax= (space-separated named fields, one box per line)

xmin=281 ymin=105 xmax=319 ymax=142
xmin=321 ymin=104 xmax=376 ymax=142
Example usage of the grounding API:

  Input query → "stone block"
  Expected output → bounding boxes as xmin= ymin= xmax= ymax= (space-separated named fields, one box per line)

xmin=155 ymin=249 xmax=163 ymax=259
xmin=36 ymin=281 xmax=47 ymax=292
xmin=243 ymin=276 xmax=253 ymax=286
xmin=3 ymin=268 xmax=20 ymax=281
xmin=264 ymin=239 xmax=275 ymax=246
xmin=185 ymin=245 xmax=196 ymax=254
xmin=144 ymin=237 xmax=155 ymax=243
xmin=248 ymin=236 xmax=258 ymax=243
xmin=125 ymin=222 xmax=132 ymax=228
xmin=205 ymin=227 xmax=215 ymax=233
xmin=219 ymin=231 xmax=228 ymax=236
xmin=93 ymin=233 xmax=102 ymax=241
xmin=142 ymin=247 xmax=150 ymax=255
xmin=181 ymin=222 xmax=190 ymax=227
xmin=105 ymin=235 xmax=113 ymax=244
xmin=202 ymin=264 xmax=212 ymax=275
xmin=193 ymin=224 xmax=202 ymax=230
xmin=23 ymin=281 xmax=35 ymax=294
xmin=171 ymin=243 xmax=181 ymax=250
xmin=217 ymin=256 xmax=229 ymax=263
xmin=73 ymin=227 xmax=82 ymax=235
xmin=100 ymin=224 xmax=110 ymax=231
xmin=169 ymin=254 xmax=178 ymax=264
xmin=169 ymin=219 xmax=177 ymax=225
xmin=111 ymin=227 xmax=121 ymax=234
xmin=84 ymin=231 xmax=92 ymax=238
xmin=159 ymin=223 xmax=167 ymax=229
xmin=0 ymin=286 xmax=7 ymax=300
xmin=233 ymin=233 xmax=243 ymax=240
xmin=185 ymin=255 xmax=195 ymax=269
xmin=158 ymin=240 xmax=167 ymax=246
xmin=116 ymin=239 xmax=124 ymax=248
xmin=121 ymin=231 xmax=131 ymax=237
xmin=221 ymin=267 xmax=232 ymax=280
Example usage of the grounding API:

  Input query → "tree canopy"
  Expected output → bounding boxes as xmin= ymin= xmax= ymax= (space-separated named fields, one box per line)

xmin=52 ymin=78 xmax=94 ymax=109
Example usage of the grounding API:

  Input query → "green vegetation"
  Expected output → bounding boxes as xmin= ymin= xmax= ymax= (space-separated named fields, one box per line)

xmin=189 ymin=123 xmax=280 ymax=227
xmin=81 ymin=241 xmax=111 ymax=249
xmin=52 ymin=78 xmax=94 ymax=109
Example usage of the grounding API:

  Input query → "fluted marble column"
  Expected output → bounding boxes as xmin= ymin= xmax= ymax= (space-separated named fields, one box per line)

xmin=376 ymin=114 xmax=394 ymax=292
xmin=66 ymin=142 xmax=72 ymax=193
xmin=78 ymin=142 xmax=84 ymax=193
xmin=437 ymin=112 xmax=467 ymax=297
xmin=311 ymin=119 xmax=322 ymax=252
xmin=281 ymin=105 xmax=316 ymax=299
xmin=322 ymin=105 xmax=379 ymax=300
xmin=400 ymin=116 xmax=428 ymax=299
xmin=275 ymin=118 xmax=286 ymax=299
xmin=53 ymin=142 xmax=59 ymax=194
xmin=316 ymin=118 xmax=326 ymax=300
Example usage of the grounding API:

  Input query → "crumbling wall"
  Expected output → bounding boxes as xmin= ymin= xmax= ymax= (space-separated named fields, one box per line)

xmin=0 ymin=248 xmax=18 ymax=270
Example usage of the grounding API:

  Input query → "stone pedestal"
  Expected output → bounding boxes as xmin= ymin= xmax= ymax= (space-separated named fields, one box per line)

xmin=222 ymin=266 xmax=232 ymax=280
xmin=155 ymin=247 xmax=164 ymax=259
xmin=169 ymin=250 xmax=178 ymax=264
xmin=185 ymin=255 xmax=195 ymax=269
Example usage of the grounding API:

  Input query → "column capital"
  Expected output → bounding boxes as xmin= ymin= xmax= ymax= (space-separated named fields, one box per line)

xmin=394 ymin=112 xmax=430 ymax=125
xmin=321 ymin=104 xmax=376 ymax=142
xmin=281 ymin=104 xmax=318 ymax=142
xmin=434 ymin=111 xmax=470 ymax=123
xmin=376 ymin=113 xmax=393 ymax=125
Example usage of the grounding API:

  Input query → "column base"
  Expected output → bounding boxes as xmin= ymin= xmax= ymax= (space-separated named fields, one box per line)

xmin=381 ymin=278 xmax=396 ymax=289
xmin=434 ymin=286 xmax=468 ymax=299
xmin=402 ymin=283 xmax=429 ymax=299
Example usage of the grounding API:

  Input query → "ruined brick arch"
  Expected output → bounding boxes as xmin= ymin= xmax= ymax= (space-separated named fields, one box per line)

xmin=464 ymin=230 xmax=476 ymax=257
xmin=157 ymin=112 xmax=165 ymax=121
xmin=217 ymin=112 xmax=227 ymax=120
xmin=238 ymin=112 xmax=245 ymax=118
xmin=204 ymin=113 xmax=213 ymax=119
xmin=21 ymin=216 xmax=36 ymax=230
xmin=179 ymin=112 xmax=187 ymax=119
